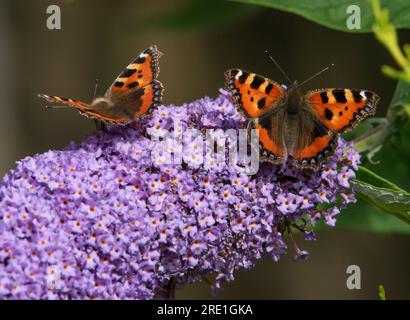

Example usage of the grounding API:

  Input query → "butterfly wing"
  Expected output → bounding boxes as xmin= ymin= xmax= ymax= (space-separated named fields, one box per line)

xmin=105 ymin=45 xmax=164 ymax=119
xmin=253 ymin=110 xmax=287 ymax=163
xmin=305 ymin=88 xmax=379 ymax=133
xmin=38 ymin=94 xmax=91 ymax=109
xmin=290 ymin=88 xmax=378 ymax=169
xmin=38 ymin=94 xmax=130 ymax=124
xmin=37 ymin=94 xmax=98 ymax=119
xmin=255 ymin=107 xmax=338 ymax=169
xmin=225 ymin=69 xmax=287 ymax=162
xmin=225 ymin=69 xmax=285 ymax=118
xmin=291 ymin=111 xmax=338 ymax=169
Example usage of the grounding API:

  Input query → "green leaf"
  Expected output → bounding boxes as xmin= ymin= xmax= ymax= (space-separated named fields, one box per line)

xmin=351 ymin=178 xmax=410 ymax=225
xmin=334 ymin=79 xmax=410 ymax=233
xmin=350 ymin=120 xmax=390 ymax=161
xmin=332 ymin=200 xmax=410 ymax=234
xmin=316 ymin=166 xmax=410 ymax=234
xmin=378 ymin=285 xmax=386 ymax=300
xmin=232 ymin=0 xmax=410 ymax=32
xmin=389 ymin=80 xmax=410 ymax=110
xmin=388 ymin=80 xmax=410 ymax=124
xmin=355 ymin=165 xmax=405 ymax=192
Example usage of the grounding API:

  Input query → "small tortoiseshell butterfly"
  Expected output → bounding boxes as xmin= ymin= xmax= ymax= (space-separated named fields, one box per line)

xmin=225 ymin=68 xmax=379 ymax=169
xmin=38 ymin=45 xmax=164 ymax=124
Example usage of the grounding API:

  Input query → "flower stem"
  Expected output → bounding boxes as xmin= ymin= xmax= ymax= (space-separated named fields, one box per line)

xmin=370 ymin=0 xmax=410 ymax=83
xmin=164 ymin=278 xmax=176 ymax=300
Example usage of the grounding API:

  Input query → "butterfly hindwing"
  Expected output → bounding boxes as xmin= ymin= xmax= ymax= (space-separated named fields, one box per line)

xmin=133 ymin=80 xmax=163 ymax=117
xmin=74 ymin=106 xmax=130 ymax=123
xmin=305 ymin=88 xmax=379 ymax=133
xmin=225 ymin=69 xmax=285 ymax=118
xmin=76 ymin=80 xmax=163 ymax=123
xmin=107 ymin=80 xmax=163 ymax=119
xmin=254 ymin=109 xmax=338 ymax=168
xmin=292 ymin=116 xmax=338 ymax=169
xmin=253 ymin=110 xmax=286 ymax=163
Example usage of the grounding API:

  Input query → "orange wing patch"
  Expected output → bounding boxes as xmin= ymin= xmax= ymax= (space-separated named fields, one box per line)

xmin=306 ymin=89 xmax=379 ymax=133
xmin=225 ymin=69 xmax=285 ymax=118
xmin=133 ymin=80 xmax=163 ymax=118
xmin=292 ymin=135 xmax=338 ymax=169
xmin=293 ymin=133 xmax=335 ymax=157
xmin=291 ymin=117 xmax=338 ymax=169
xmin=107 ymin=45 xmax=162 ymax=95
xmin=255 ymin=123 xmax=284 ymax=155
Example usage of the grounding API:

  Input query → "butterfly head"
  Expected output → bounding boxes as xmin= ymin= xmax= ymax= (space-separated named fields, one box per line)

xmin=286 ymin=81 xmax=302 ymax=114
xmin=287 ymin=80 xmax=299 ymax=90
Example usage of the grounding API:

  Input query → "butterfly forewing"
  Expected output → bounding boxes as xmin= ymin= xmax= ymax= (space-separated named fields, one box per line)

xmin=106 ymin=45 xmax=162 ymax=96
xmin=225 ymin=69 xmax=285 ymax=119
xmin=225 ymin=68 xmax=288 ymax=162
xmin=37 ymin=94 xmax=91 ymax=110
xmin=105 ymin=45 xmax=164 ymax=120
xmin=305 ymin=88 xmax=379 ymax=133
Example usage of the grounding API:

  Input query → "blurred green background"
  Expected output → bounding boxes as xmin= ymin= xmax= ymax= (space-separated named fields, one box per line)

xmin=0 ymin=0 xmax=408 ymax=299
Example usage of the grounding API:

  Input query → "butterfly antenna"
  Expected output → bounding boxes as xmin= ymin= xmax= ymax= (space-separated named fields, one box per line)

xmin=265 ymin=50 xmax=292 ymax=84
xmin=92 ymin=78 xmax=107 ymax=131
xmin=93 ymin=78 xmax=99 ymax=100
xmin=298 ymin=64 xmax=335 ymax=87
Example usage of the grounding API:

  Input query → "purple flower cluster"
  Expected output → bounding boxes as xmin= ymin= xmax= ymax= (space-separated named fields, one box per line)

xmin=0 ymin=89 xmax=359 ymax=299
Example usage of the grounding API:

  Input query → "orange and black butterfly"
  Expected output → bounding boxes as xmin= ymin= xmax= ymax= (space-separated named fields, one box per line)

xmin=225 ymin=68 xmax=379 ymax=169
xmin=38 ymin=45 xmax=163 ymax=124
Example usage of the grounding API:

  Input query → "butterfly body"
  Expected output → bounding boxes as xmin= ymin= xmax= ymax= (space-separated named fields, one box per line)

xmin=285 ymin=81 xmax=302 ymax=114
xmin=39 ymin=45 xmax=163 ymax=124
xmin=225 ymin=69 xmax=379 ymax=169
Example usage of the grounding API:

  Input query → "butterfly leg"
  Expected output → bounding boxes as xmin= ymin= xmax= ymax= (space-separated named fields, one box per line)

xmin=94 ymin=119 xmax=107 ymax=131
xmin=129 ymin=121 xmax=138 ymax=129
xmin=246 ymin=118 xmax=254 ymax=139
xmin=246 ymin=118 xmax=264 ymax=166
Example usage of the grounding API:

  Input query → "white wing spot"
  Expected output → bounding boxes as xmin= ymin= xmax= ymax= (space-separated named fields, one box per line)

xmin=359 ymin=91 xmax=367 ymax=100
